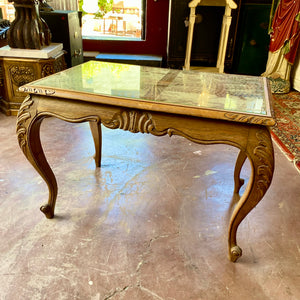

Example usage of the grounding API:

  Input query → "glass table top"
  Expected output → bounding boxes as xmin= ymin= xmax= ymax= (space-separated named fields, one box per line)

xmin=20 ymin=61 xmax=274 ymax=123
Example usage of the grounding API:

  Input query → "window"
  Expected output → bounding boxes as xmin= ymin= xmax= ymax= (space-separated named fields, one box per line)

xmin=79 ymin=0 xmax=145 ymax=41
xmin=82 ymin=0 xmax=169 ymax=59
xmin=0 ymin=0 xmax=15 ymax=21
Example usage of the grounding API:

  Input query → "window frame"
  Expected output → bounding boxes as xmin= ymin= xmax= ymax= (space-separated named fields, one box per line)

xmin=82 ymin=0 xmax=169 ymax=60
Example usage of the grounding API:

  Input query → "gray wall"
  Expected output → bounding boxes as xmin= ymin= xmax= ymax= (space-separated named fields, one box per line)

xmin=47 ymin=0 xmax=78 ymax=11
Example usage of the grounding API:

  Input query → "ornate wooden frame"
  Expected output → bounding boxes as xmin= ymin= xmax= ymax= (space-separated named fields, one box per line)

xmin=0 ymin=53 xmax=66 ymax=115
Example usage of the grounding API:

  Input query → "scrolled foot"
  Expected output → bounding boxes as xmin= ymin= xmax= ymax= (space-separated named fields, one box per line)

xmin=40 ymin=204 xmax=54 ymax=219
xmin=230 ymin=245 xmax=242 ymax=262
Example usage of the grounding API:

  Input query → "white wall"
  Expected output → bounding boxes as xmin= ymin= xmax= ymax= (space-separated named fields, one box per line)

xmin=291 ymin=49 xmax=300 ymax=92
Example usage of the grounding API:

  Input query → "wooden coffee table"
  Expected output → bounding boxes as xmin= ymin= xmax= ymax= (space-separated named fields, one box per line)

xmin=17 ymin=61 xmax=275 ymax=262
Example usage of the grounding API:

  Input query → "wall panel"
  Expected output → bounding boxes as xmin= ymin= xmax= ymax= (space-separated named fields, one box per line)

xmin=47 ymin=0 xmax=78 ymax=11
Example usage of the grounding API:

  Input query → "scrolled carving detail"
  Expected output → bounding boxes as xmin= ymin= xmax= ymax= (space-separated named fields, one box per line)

xmin=224 ymin=113 xmax=272 ymax=126
xmin=101 ymin=109 xmax=240 ymax=147
xmin=253 ymin=129 xmax=274 ymax=198
xmin=102 ymin=110 xmax=155 ymax=134
xmin=16 ymin=95 xmax=34 ymax=154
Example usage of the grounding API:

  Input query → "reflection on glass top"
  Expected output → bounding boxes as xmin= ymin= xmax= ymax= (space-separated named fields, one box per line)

xmin=27 ymin=61 xmax=271 ymax=116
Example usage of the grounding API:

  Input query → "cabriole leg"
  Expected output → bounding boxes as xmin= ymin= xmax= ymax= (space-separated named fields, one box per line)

xmin=234 ymin=150 xmax=247 ymax=194
xmin=228 ymin=127 xmax=274 ymax=262
xmin=16 ymin=96 xmax=57 ymax=218
xmin=89 ymin=120 xmax=102 ymax=167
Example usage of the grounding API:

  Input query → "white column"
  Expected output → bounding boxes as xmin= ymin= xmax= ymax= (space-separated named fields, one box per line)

xmin=184 ymin=5 xmax=197 ymax=70
xmin=216 ymin=5 xmax=232 ymax=73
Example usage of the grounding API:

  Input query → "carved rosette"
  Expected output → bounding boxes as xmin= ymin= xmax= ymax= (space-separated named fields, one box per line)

xmin=41 ymin=63 xmax=54 ymax=77
xmin=9 ymin=64 xmax=35 ymax=87
xmin=16 ymin=95 xmax=34 ymax=155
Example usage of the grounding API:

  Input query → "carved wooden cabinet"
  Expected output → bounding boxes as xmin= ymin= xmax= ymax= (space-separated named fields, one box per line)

xmin=40 ymin=11 xmax=83 ymax=68
xmin=0 ymin=52 xmax=66 ymax=115
xmin=167 ymin=0 xmax=241 ymax=71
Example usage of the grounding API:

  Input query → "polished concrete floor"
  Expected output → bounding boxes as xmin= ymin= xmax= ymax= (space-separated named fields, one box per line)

xmin=0 ymin=113 xmax=299 ymax=300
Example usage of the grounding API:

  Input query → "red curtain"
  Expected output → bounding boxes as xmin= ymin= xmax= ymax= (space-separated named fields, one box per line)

xmin=269 ymin=0 xmax=300 ymax=63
